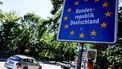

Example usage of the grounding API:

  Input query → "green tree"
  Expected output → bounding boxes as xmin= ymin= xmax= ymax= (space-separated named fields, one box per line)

xmin=14 ymin=13 xmax=46 ymax=55
xmin=50 ymin=0 xmax=122 ymax=68
xmin=40 ymin=0 xmax=77 ymax=61
xmin=0 ymin=11 xmax=20 ymax=52
xmin=0 ymin=0 xmax=77 ymax=60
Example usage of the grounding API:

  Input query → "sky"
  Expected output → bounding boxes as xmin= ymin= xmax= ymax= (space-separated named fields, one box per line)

xmin=1 ymin=0 xmax=52 ymax=18
xmin=0 ymin=0 xmax=122 ymax=19
xmin=119 ymin=0 xmax=122 ymax=6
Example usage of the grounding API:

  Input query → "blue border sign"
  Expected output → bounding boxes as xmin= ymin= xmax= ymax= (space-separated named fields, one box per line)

xmin=57 ymin=0 xmax=118 ymax=43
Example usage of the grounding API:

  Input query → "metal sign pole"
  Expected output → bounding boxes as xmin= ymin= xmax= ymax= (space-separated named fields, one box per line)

xmin=77 ymin=43 xmax=84 ymax=69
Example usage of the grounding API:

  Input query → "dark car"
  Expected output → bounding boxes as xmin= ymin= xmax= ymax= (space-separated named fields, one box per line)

xmin=60 ymin=61 xmax=72 ymax=69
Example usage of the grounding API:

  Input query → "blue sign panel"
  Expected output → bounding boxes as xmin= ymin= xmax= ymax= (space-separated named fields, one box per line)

xmin=57 ymin=0 xmax=118 ymax=43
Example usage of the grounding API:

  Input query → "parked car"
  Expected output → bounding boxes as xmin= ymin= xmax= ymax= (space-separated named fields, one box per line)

xmin=4 ymin=54 xmax=42 ymax=69
xmin=60 ymin=61 xmax=72 ymax=69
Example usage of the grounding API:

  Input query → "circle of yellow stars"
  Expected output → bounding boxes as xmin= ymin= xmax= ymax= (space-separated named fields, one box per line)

xmin=63 ymin=0 xmax=112 ymax=39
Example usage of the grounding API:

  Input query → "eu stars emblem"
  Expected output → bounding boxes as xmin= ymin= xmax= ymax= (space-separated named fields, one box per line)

xmin=57 ymin=0 xmax=117 ymax=43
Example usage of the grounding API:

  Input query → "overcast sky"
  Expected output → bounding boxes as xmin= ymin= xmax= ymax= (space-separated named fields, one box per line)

xmin=1 ymin=0 xmax=52 ymax=18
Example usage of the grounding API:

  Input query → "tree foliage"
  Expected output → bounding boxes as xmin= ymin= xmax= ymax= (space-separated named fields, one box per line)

xmin=0 ymin=11 xmax=20 ymax=52
xmin=0 ymin=1 xmax=122 ymax=68
xmin=0 ymin=0 xmax=76 ymax=61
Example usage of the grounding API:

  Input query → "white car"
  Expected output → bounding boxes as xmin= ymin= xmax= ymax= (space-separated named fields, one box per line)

xmin=4 ymin=55 xmax=42 ymax=69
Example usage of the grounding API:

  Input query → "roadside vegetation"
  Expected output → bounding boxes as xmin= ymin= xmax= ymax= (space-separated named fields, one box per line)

xmin=0 ymin=0 xmax=122 ymax=69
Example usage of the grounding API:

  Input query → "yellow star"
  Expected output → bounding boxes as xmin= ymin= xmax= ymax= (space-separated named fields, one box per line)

xmin=79 ymin=33 xmax=85 ymax=38
xmin=95 ymin=0 xmax=99 ymax=2
xmin=91 ymin=30 xmax=97 ymax=36
xmin=102 ymin=2 xmax=109 ymax=8
xmin=84 ymin=0 xmax=88 ymax=2
xmin=101 ymin=22 xmax=107 ymax=28
xmin=67 ymin=8 xmax=72 ymax=12
xmin=64 ymin=16 xmax=68 ymax=20
xmin=64 ymin=24 xmax=69 ymax=29
xmin=75 ymin=1 xmax=79 ymax=5
xmin=70 ymin=30 xmax=75 ymax=35
xmin=105 ymin=11 xmax=112 ymax=17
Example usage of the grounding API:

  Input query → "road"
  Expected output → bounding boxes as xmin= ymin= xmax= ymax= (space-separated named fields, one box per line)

xmin=0 ymin=61 xmax=62 ymax=69
xmin=40 ymin=63 xmax=61 ymax=69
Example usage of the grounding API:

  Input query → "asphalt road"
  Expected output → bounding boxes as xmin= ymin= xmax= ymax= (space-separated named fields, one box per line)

xmin=0 ymin=61 xmax=62 ymax=69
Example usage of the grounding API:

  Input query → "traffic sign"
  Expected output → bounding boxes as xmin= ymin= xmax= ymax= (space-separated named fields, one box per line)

xmin=57 ymin=0 xmax=118 ymax=43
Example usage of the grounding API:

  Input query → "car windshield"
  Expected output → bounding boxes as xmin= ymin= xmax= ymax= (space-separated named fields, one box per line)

xmin=9 ymin=56 xmax=22 ymax=61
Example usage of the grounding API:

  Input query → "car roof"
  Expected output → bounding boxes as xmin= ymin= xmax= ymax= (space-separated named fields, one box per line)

xmin=14 ymin=55 xmax=34 ymax=59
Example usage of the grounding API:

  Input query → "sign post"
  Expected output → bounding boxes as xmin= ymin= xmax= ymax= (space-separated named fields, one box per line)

xmin=57 ymin=0 xmax=118 ymax=69
xmin=77 ymin=43 xmax=84 ymax=69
